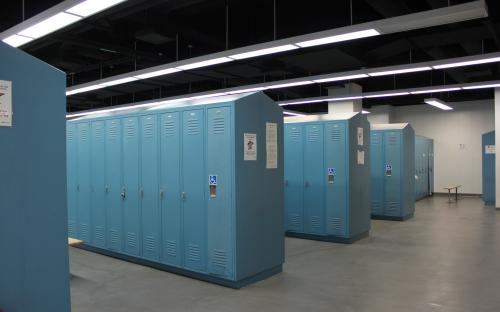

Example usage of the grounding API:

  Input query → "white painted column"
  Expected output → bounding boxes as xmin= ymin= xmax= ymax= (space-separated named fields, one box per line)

xmin=327 ymin=83 xmax=362 ymax=114
xmin=495 ymin=89 xmax=500 ymax=209
xmin=366 ymin=105 xmax=393 ymax=124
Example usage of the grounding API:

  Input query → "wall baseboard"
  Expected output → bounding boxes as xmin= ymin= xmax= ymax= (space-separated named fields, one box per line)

xmin=432 ymin=192 xmax=481 ymax=197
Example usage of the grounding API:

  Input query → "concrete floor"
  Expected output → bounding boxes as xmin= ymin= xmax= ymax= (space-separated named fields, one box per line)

xmin=70 ymin=196 xmax=500 ymax=312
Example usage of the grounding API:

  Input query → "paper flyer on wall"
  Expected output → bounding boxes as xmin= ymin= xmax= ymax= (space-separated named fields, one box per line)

xmin=0 ymin=80 xmax=12 ymax=127
xmin=244 ymin=133 xmax=257 ymax=160
xmin=357 ymin=150 xmax=365 ymax=165
xmin=266 ymin=122 xmax=278 ymax=169
xmin=357 ymin=127 xmax=363 ymax=146
xmin=485 ymin=145 xmax=495 ymax=154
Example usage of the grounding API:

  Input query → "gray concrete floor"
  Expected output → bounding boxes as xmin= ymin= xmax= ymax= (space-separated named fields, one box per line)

xmin=70 ymin=196 xmax=500 ymax=312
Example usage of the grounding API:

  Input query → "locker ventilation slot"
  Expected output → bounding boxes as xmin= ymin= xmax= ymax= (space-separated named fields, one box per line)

xmin=94 ymin=126 xmax=104 ymax=141
xmin=166 ymin=240 xmax=177 ymax=257
xmin=67 ymin=130 xmax=74 ymax=141
xmin=330 ymin=218 xmax=342 ymax=231
xmin=163 ymin=120 xmax=176 ymax=137
xmin=212 ymin=117 xmax=226 ymax=134
xmin=371 ymin=201 xmax=381 ymax=210
xmin=108 ymin=125 xmax=119 ymax=140
xmin=187 ymin=119 xmax=200 ymax=135
xmin=94 ymin=226 xmax=105 ymax=243
xmin=127 ymin=233 xmax=138 ymax=249
xmin=212 ymin=249 xmax=227 ymax=269
xmin=290 ymin=214 xmax=300 ymax=229
xmin=144 ymin=236 xmax=156 ymax=252
xmin=68 ymin=221 xmax=76 ymax=237
xmin=372 ymin=135 xmax=381 ymax=145
xmin=79 ymin=128 xmax=88 ymax=141
xmin=109 ymin=229 xmax=119 ymax=248
xmin=330 ymin=129 xmax=342 ymax=141
xmin=311 ymin=216 xmax=320 ymax=231
xmin=126 ymin=124 xmax=136 ymax=138
xmin=143 ymin=123 xmax=154 ymax=138
xmin=289 ymin=128 xmax=300 ymax=142
xmin=387 ymin=136 xmax=398 ymax=145
xmin=308 ymin=129 xmax=320 ymax=142
xmin=188 ymin=244 xmax=201 ymax=262
xmin=79 ymin=223 xmax=89 ymax=240
xmin=387 ymin=201 xmax=399 ymax=211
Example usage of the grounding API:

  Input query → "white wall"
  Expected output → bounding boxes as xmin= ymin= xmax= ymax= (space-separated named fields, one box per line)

xmin=368 ymin=100 xmax=494 ymax=194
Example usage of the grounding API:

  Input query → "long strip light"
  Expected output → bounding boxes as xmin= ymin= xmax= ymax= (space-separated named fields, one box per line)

xmin=433 ymin=56 xmax=500 ymax=69
xmin=314 ymin=74 xmax=369 ymax=83
xmin=410 ymin=87 xmax=461 ymax=95
xmin=368 ymin=66 xmax=432 ymax=77
xmin=62 ymin=1 xmax=487 ymax=94
xmin=1 ymin=0 xmax=128 ymax=48
xmin=283 ymin=111 xmax=306 ymax=116
xmin=364 ymin=92 xmax=410 ymax=99
xmin=424 ymin=98 xmax=453 ymax=110
xmin=462 ymin=83 xmax=500 ymax=90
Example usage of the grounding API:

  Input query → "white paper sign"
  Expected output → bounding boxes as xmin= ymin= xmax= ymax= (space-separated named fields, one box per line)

xmin=244 ymin=133 xmax=257 ymax=161
xmin=357 ymin=127 xmax=363 ymax=146
xmin=266 ymin=122 xmax=278 ymax=169
xmin=485 ymin=145 xmax=495 ymax=154
xmin=357 ymin=150 xmax=365 ymax=165
xmin=0 ymin=80 xmax=12 ymax=127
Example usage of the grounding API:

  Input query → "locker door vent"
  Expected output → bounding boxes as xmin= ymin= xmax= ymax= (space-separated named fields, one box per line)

xmin=330 ymin=129 xmax=342 ymax=141
xmin=372 ymin=135 xmax=381 ymax=145
xmin=163 ymin=120 xmax=176 ymax=136
xmin=387 ymin=201 xmax=399 ymax=211
xmin=212 ymin=249 xmax=227 ymax=269
xmin=80 ymin=224 xmax=89 ymax=240
xmin=127 ymin=233 xmax=138 ymax=249
xmin=329 ymin=218 xmax=342 ymax=231
xmin=289 ymin=128 xmax=300 ymax=142
xmin=94 ymin=226 xmax=105 ymax=243
xmin=67 ymin=129 xmax=74 ymax=141
xmin=143 ymin=123 xmax=154 ymax=138
xmin=68 ymin=221 xmax=76 ymax=237
xmin=109 ymin=229 xmax=119 ymax=247
xmin=311 ymin=216 xmax=321 ymax=230
xmin=290 ymin=213 xmax=301 ymax=229
xmin=126 ymin=123 xmax=136 ymax=139
xmin=308 ymin=128 xmax=320 ymax=142
xmin=94 ymin=127 xmax=104 ymax=141
xmin=187 ymin=119 xmax=200 ymax=135
xmin=144 ymin=236 xmax=156 ymax=252
xmin=371 ymin=201 xmax=381 ymax=210
xmin=188 ymin=244 xmax=201 ymax=262
xmin=108 ymin=124 xmax=119 ymax=140
xmin=166 ymin=240 xmax=177 ymax=257
xmin=387 ymin=136 xmax=398 ymax=145
xmin=79 ymin=128 xmax=88 ymax=141
xmin=211 ymin=117 xmax=226 ymax=135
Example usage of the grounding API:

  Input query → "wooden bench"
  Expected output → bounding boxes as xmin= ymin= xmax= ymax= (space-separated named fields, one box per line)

xmin=443 ymin=185 xmax=461 ymax=202
xmin=68 ymin=237 xmax=84 ymax=247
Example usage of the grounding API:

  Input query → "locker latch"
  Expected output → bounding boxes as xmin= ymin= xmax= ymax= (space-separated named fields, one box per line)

xmin=209 ymin=175 xmax=217 ymax=198
xmin=327 ymin=168 xmax=335 ymax=184
xmin=386 ymin=164 xmax=392 ymax=177
xmin=121 ymin=188 xmax=126 ymax=200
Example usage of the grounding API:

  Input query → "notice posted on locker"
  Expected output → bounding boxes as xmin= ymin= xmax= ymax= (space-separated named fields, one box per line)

xmin=244 ymin=133 xmax=257 ymax=161
xmin=0 ymin=80 xmax=12 ymax=127
xmin=266 ymin=122 xmax=278 ymax=169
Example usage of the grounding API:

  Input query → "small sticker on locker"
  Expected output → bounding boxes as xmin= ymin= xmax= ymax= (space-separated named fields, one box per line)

xmin=209 ymin=175 xmax=218 ymax=198
xmin=328 ymin=168 xmax=336 ymax=175
xmin=209 ymin=175 xmax=218 ymax=185
xmin=328 ymin=168 xmax=335 ymax=184
xmin=386 ymin=164 xmax=392 ymax=176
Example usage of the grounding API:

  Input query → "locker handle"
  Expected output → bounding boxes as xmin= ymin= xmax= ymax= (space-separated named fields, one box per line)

xmin=305 ymin=181 xmax=310 ymax=188
xmin=77 ymin=184 xmax=80 ymax=191
xmin=121 ymin=189 xmax=126 ymax=200
xmin=285 ymin=180 xmax=289 ymax=187
xmin=105 ymin=185 xmax=109 ymax=193
xmin=160 ymin=190 xmax=164 ymax=199
xmin=181 ymin=192 xmax=187 ymax=201
xmin=140 ymin=188 xmax=144 ymax=198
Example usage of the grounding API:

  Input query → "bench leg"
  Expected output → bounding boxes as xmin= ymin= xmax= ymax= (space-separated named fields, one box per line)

xmin=455 ymin=188 xmax=458 ymax=201
xmin=448 ymin=190 xmax=451 ymax=202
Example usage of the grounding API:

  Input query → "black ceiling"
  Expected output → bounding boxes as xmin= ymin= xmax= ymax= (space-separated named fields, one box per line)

xmin=2 ymin=0 xmax=500 ymax=113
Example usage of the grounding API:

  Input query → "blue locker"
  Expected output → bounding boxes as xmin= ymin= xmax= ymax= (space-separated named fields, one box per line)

xmin=284 ymin=125 xmax=304 ymax=232
xmin=284 ymin=113 xmax=371 ymax=243
xmin=304 ymin=124 xmax=325 ymax=235
xmin=77 ymin=122 xmax=91 ymax=242
xmin=105 ymin=119 xmax=123 ymax=251
xmin=370 ymin=124 xmax=415 ymax=220
xmin=67 ymin=92 xmax=284 ymax=288
xmin=415 ymin=136 xmax=434 ymax=200
xmin=482 ymin=131 xmax=495 ymax=205
xmin=160 ymin=112 xmax=182 ymax=267
xmin=123 ymin=117 xmax=141 ymax=256
xmin=182 ymin=109 xmax=206 ymax=272
xmin=91 ymin=120 xmax=106 ymax=248
xmin=140 ymin=115 xmax=161 ymax=261
xmin=67 ymin=124 xmax=78 ymax=238
xmin=207 ymin=106 xmax=233 ymax=278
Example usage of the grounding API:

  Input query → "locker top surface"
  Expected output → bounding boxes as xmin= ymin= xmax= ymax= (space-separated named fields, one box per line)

xmin=371 ymin=123 xmax=410 ymax=130
xmin=482 ymin=130 xmax=495 ymax=137
xmin=284 ymin=112 xmax=359 ymax=123
xmin=68 ymin=92 xmax=258 ymax=121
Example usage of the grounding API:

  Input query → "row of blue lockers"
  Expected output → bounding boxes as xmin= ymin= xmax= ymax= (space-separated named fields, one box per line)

xmin=67 ymin=92 xmax=284 ymax=288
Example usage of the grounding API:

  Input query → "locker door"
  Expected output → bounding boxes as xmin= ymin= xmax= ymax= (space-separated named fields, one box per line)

xmin=384 ymin=132 xmax=402 ymax=216
xmin=325 ymin=122 xmax=347 ymax=236
xmin=284 ymin=125 xmax=304 ymax=232
xmin=91 ymin=121 xmax=106 ymax=248
xmin=123 ymin=117 xmax=141 ymax=256
xmin=304 ymin=124 xmax=325 ymax=235
xmin=67 ymin=123 xmax=77 ymax=238
xmin=77 ymin=122 xmax=91 ymax=242
xmin=370 ymin=132 xmax=384 ymax=215
xmin=140 ymin=115 xmax=160 ymax=261
xmin=429 ymin=143 xmax=434 ymax=194
xmin=160 ymin=112 xmax=182 ymax=266
xmin=182 ymin=109 xmax=206 ymax=272
xmin=105 ymin=119 xmax=123 ymax=252
xmin=207 ymin=107 xmax=233 ymax=278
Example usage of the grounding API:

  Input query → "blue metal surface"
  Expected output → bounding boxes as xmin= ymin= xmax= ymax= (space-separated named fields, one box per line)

xmin=0 ymin=42 xmax=70 ymax=312
xmin=77 ymin=122 xmax=91 ymax=242
xmin=67 ymin=124 xmax=78 ymax=238
xmin=384 ymin=131 xmax=402 ymax=217
xmin=482 ymin=131 xmax=495 ymax=205
xmin=91 ymin=120 xmax=106 ymax=248
xmin=415 ymin=136 xmax=434 ymax=201
xmin=284 ymin=113 xmax=371 ymax=242
xmin=370 ymin=132 xmax=384 ymax=216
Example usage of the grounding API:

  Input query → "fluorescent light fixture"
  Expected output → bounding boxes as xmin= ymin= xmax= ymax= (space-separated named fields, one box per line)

xmin=424 ymin=98 xmax=453 ymax=110
xmin=176 ymin=57 xmax=233 ymax=70
xmin=433 ymin=56 xmax=500 ymax=69
xmin=134 ymin=68 xmax=181 ymax=79
xmin=364 ymin=92 xmax=410 ymax=98
xmin=327 ymin=96 xmax=364 ymax=102
xmin=226 ymin=87 xmax=267 ymax=95
xmin=462 ymin=83 xmax=500 ymax=90
xmin=99 ymin=77 xmax=138 ymax=87
xmin=361 ymin=110 xmax=371 ymax=114
xmin=314 ymin=74 xmax=368 ymax=83
xmin=229 ymin=44 xmax=299 ymax=60
xmin=368 ymin=66 xmax=432 ymax=77
xmin=19 ymin=12 xmax=81 ymax=39
xmin=295 ymin=29 xmax=380 ymax=48
xmin=2 ymin=34 xmax=34 ymax=47
xmin=67 ymin=0 xmax=127 ymax=17
xmin=268 ymin=81 xmax=314 ymax=89
xmin=66 ymin=85 xmax=106 ymax=96
xmin=279 ymin=99 xmax=327 ymax=106
xmin=410 ymin=87 xmax=461 ymax=95
xmin=283 ymin=111 xmax=305 ymax=116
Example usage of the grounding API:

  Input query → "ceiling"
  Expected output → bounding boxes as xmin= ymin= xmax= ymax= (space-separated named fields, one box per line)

xmin=2 ymin=0 xmax=500 ymax=114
